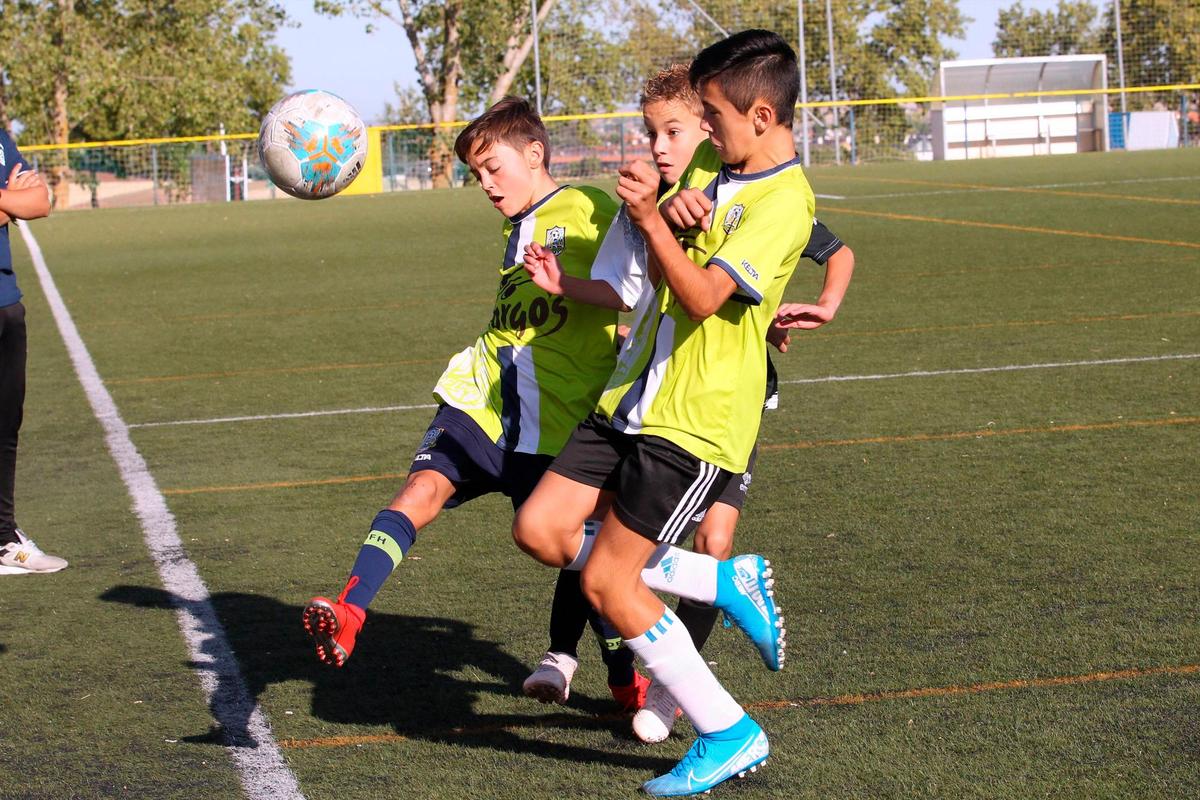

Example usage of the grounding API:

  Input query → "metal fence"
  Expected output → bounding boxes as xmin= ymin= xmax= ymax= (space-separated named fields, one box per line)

xmin=21 ymin=84 xmax=1197 ymax=211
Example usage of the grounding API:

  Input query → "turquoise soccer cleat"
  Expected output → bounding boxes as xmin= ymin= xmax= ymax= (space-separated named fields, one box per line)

xmin=642 ymin=714 xmax=769 ymax=797
xmin=714 ymin=554 xmax=786 ymax=670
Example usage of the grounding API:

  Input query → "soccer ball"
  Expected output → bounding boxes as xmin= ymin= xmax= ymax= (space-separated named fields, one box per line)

xmin=258 ymin=90 xmax=368 ymax=199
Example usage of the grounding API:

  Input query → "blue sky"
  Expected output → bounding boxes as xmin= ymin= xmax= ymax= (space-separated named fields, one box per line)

xmin=277 ymin=0 xmax=1066 ymax=123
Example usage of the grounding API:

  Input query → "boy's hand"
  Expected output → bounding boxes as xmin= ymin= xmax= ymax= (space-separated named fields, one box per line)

xmin=522 ymin=241 xmax=565 ymax=295
xmin=6 ymin=164 xmax=44 ymax=191
xmin=662 ymin=188 xmax=712 ymax=232
xmin=767 ymin=324 xmax=791 ymax=353
xmin=616 ymin=160 xmax=660 ymax=225
xmin=775 ymin=302 xmax=837 ymax=330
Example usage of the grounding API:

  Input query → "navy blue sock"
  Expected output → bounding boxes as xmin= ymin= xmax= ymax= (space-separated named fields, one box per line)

xmin=548 ymin=569 xmax=589 ymax=657
xmin=588 ymin=609 xmax=636 ymax=686
xmin=341 ymin=510 xmax=417 ymax=610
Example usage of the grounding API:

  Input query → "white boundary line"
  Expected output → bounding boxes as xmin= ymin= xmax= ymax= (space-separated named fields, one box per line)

xmin=129 ymin=402 xmax=438 ymax=429
xmin=17 ymin=221 xmax=305 ymax=800
xmin=124 ymin=354 xmax=1199 ymax=430
xmin=781 ymin=353 xmax=1200 ymax=385
xmin=824 ymin=175 xmax=1200 ymax=202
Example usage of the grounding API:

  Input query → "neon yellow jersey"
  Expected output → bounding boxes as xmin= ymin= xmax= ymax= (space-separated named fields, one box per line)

xmin=434 ymin=185 xmax=619 ymax=455
xmin=598 ymin=141 xmax=815 ymax=472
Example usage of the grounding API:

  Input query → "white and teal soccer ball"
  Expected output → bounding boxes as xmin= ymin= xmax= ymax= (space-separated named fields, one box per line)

xmin=258 ymin=90 xmax=368 ymax=200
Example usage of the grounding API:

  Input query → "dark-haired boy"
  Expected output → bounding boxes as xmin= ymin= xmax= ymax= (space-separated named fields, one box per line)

xmin=524 ymin=64 xmax=856 ymax=740
xmin=513 ymin=30 xmax=811 ymax=795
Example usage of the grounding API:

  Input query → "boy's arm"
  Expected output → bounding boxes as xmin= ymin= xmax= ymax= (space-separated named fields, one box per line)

xmin=775 ymin=245 xmax=854 ymax=330
xmin=523 ymin=242 xmax=628 ymax=310
xmin=619 ymin=161 xmax=734 ymax=322
xmin=0 ymin=165 xmax=52 ymax=221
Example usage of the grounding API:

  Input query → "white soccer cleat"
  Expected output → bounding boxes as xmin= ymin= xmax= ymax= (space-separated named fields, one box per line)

xmin=0 ymin=529 xmax=68 ymax=575
xmin=522 ymin=651 xmax=578 ymax=705
xmin=632 ymin=680 xmax=683 ymax=743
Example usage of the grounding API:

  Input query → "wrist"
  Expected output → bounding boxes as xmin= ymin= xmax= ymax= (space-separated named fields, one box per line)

xmin=817 ymin=294 xmax=842 ymax=315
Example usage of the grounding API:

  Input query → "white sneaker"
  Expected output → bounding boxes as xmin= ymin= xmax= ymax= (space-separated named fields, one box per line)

xmin=522 ymin=651 xmax=578 ymax=704
xmin=632 ymin=680 xmax=682 ymax=743
xmin=0 ymin=529 xmax=68 ymax=575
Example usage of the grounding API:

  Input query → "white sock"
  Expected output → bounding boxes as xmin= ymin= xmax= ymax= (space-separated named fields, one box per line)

xmin=642 ymin=545 xmax=718 ymax=603
xmin=564 ymin=520 xmax=601 ymax=570
xmin=625 ymin=607 xmax=744 ymax=734
xmin=565 ymin=534 xmax=719 ymax=604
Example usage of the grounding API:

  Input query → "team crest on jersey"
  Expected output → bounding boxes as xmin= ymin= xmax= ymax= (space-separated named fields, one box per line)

xmin=418 ymin=426 xmax=444 ymax=452
xmin=545 ymin=225 xmax=566 ymax=255
xmin=722 ymin=204 xmax=745 ymax=234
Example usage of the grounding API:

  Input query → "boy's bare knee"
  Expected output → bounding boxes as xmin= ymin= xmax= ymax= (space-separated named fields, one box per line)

xmin=512 ymin=505 xmax=567 ymax=566
xmin=696 ymin=527 xmax=734 ymax=560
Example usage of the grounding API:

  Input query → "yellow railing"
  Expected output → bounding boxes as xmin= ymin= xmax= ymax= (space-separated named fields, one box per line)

xmin=20 ymin=82 xmax=1200 ymax=152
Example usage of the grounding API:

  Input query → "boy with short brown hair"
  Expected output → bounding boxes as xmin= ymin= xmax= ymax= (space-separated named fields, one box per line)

xmin=302 ymin=96 xmax=623 ymax=669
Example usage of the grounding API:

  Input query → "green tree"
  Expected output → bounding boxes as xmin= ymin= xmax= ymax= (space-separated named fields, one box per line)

xmin=661 ymin=0 xmax=967 ymax=158
xmin=1100 ymin=0 xmax=1200 ymax=95
xmin=0 ymin=1 xmax=106 ymax=207
xmin=317 ymin=0 xmax=560 ymax=187
xmin=993 ymin=0 xmax=1101 ymax=57
xmin=1 ymin=1 xmax=291 ymax=207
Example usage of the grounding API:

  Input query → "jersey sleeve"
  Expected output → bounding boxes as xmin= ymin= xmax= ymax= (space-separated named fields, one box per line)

xmin=1 ymin=134 xmax=30 ymax=182
xmin=708 ymin=188 xmax=813 ymax=305
xmin=802 ymin=218 xmax=843 ymax=265
xmin=558 ymin=186 xmax=617 ymax=278
xmin=589 ymin=205 xmax=649 ymax=308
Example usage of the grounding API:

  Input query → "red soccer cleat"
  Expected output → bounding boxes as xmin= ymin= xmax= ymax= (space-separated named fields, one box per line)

xmin=302 ymin=581 xmax=366 ymax=667
xmin=609 ymin=670 xmax=651 ymax=713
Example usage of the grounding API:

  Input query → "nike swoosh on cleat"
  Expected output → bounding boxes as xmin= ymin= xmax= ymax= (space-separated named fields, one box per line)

xmin=685 ymin=734 xmax=769 ymax=788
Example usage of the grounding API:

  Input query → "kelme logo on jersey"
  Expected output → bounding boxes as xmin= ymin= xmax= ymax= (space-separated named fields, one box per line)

xmin=545 ymin=225 xmax=566 ymax=255
xmin=722 ymin=203 xmax=745 ymax=234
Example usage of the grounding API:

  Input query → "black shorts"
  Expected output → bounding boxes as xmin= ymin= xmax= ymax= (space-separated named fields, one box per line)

xmin=714 ymin=444 xmax=757 ymax=511
xmin=409 ymin=405 xmax=554 ymax=510
xmin=549 ymin=413 xmax=733 ymax=545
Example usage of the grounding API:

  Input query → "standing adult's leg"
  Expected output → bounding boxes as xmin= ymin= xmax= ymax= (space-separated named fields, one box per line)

xmin=0 ymin=302 xmax=26 ymax=545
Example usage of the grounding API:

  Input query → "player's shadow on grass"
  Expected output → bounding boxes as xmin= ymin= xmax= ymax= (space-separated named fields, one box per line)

xmin=100 ymin=585 xmax=672 ymax=772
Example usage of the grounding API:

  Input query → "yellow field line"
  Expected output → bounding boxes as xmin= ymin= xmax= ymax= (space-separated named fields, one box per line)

xmin=277 ymin=662 xmax=1200 ymax=750
xmin=758 ymin=663 xmax=1200 ymax=709
xmin=108 ymin=308 xmax=1197 ymax=386
xmin=822 ymin=206 xmax=1200 ymax=249
xmin=87 ymin=296 xmax=491 ymax=329
xmin=107 ymin=358 xmax=442 ymax=386
xmin=161 ymin=415 xmax=1196 ymax=496
xmin=759 ymin=415 xmax=1199 ymax=452
xmin=828 ymin=175 xmax=1200 ymax=206
xmin=161 ymin=472 xmax=409 ymax=496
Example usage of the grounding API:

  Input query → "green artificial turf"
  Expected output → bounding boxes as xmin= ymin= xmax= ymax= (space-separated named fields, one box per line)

xmin=2 ymin=147 xmax=1197 ymax=799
